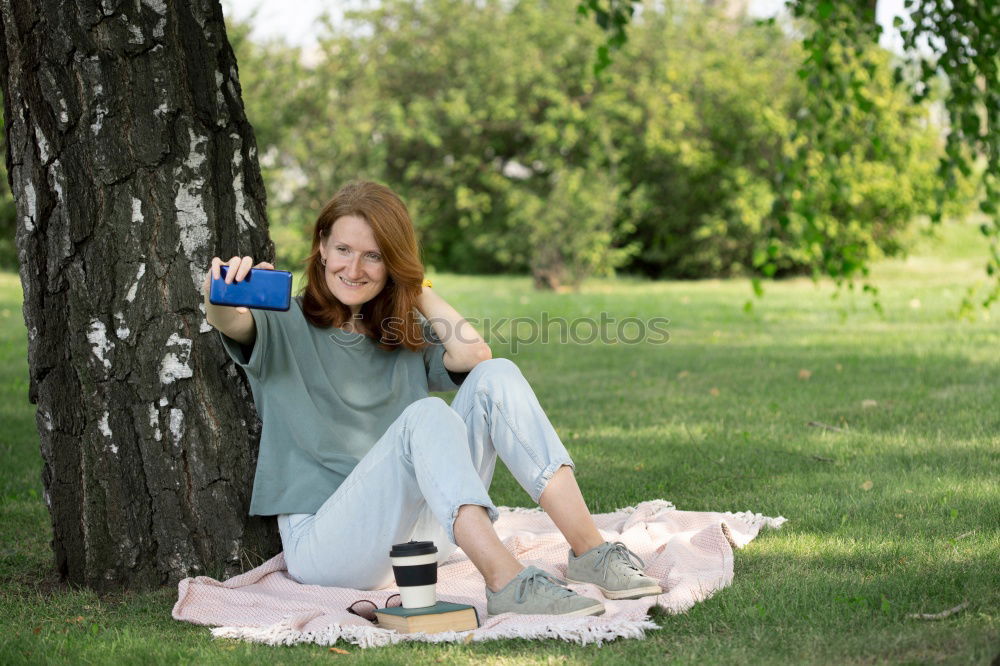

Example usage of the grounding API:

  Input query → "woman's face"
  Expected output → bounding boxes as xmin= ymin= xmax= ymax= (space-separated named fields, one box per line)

xmin=319 ymin=215 xmax=388 ymax=315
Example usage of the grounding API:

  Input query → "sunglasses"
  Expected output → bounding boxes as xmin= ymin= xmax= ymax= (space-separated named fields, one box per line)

xmin=346 ymin=593 xmax=402 ymax=622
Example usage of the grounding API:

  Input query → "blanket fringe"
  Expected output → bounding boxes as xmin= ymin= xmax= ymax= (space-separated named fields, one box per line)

xmin=722 ymin=510 xmax=788 ymax=531
xmin=211 ymin=616 xmax=661 ymax=649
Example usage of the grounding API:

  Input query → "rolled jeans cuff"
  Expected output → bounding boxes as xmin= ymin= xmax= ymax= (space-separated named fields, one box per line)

xmin=531 ymin=459 xmax=575 ymax=504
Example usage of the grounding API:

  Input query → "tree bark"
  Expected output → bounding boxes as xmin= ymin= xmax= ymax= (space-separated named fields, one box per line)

xmin=0 ymin=0 xmax=280 ymax=590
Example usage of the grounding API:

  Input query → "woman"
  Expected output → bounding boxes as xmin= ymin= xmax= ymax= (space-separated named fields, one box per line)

xmin=202 ymin=181 xmax=661 ymax=617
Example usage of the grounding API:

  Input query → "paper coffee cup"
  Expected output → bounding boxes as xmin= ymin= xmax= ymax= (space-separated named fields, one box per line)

xmin=389 ymin=540 xmax=438 ymax=609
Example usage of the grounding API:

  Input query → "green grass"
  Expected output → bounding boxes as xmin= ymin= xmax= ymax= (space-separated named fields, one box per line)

xmin=1 ymin=218 xmax=998 ymax=664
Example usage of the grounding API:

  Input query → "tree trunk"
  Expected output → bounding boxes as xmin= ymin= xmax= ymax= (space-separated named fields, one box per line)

xmin=0 ymin=0 xmax=280 ymax=590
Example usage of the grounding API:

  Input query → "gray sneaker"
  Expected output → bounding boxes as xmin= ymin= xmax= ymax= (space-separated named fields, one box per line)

xmin=565 ymin=541 xmax=663 ymax=600
xmin=486 ymin=566 xmax=605 ymax=617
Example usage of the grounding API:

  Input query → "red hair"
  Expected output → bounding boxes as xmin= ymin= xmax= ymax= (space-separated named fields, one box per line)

xmin=300 ymin=181 xmax=428 ymax=352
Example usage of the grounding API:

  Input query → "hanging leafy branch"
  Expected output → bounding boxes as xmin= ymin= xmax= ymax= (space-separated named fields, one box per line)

xmin=789 ymin=0 xmax=999 ymax=314
xmin=902 ymin=0 xmax=999 ymax=312
xmin=576 ymin=0 xmax=640 ymax=76
xmin=773 ymin=0 xmax=891 ymax=310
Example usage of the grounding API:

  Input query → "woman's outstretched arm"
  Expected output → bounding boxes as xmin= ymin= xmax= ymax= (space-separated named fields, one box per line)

xmin=416 ymin=285 xmax=492 ymax=372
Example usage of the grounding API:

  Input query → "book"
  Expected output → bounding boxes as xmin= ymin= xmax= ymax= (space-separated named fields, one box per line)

xmin=374 ymin=601 xmax=480 ymax=634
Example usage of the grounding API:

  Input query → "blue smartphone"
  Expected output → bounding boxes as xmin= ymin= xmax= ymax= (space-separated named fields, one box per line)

xmin=209 ymin=266 xmax=292 ymax=311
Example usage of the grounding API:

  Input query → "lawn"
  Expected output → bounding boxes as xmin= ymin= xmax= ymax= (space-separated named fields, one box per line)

xmin=1 ymin=219 xmax=997 ymax=664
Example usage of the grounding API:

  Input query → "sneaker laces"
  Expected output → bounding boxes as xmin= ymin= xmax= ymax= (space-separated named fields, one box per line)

xmin=513 ymin=569 xmax=575 ymax=604
xmin=594 ymin=542 xmax=645 ymax=573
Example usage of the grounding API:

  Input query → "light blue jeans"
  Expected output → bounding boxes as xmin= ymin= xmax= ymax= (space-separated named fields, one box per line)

xmin=276 ymin=358 xmax=575 ymax=589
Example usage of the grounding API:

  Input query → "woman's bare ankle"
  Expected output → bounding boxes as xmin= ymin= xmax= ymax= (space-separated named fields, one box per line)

xmin=569 ymin=536 xmax=605 ymax=558
xmin=486 ymin=563 xmax=525 ymax=593
xmin=452 ymin=504 xmax=526 ymax=592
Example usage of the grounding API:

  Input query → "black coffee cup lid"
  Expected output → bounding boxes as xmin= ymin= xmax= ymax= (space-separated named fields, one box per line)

xmin=390 ymin=540 xmax=437 ymax=557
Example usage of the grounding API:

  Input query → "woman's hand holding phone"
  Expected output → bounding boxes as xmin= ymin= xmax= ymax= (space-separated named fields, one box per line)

xmin=203 ymin=256 xmax=275 ymax=314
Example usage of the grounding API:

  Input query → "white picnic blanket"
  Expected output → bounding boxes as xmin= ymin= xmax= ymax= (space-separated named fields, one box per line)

xmin=172 ymin=500 xmax=785 ymax=647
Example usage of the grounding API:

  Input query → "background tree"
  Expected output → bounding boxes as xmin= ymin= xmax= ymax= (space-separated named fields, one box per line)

xmin=604 ymin=4 xmax=942 ymax=281
xmin=248 ymin=0 xmax=638 ymax=290
xmin=0 ymin=0 xmax=279 ymax=590
xmin=229 ymin=0 xmax=946 ymax=288
xmin=788 ymin=0 xmax=998 ymax=311
xmin=583 ymin=0 xmax=995 ymax=307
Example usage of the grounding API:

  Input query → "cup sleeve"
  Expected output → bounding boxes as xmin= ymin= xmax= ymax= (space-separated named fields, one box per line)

xmin=218 ymin=307 xmax=271 ymax=379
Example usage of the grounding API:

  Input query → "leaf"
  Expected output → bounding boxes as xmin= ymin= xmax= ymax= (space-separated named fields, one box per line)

xmin=798 ymin=369 xmax=812 ymax=380
xmin=329 ymin=647 xmax=350 ymax=654
xmin=860 ymin=480 xmax=874 ymax=491
xmin=709 ymin=387 xmax=720 ymax=397
xmin=594 ymin=8 xmax=609 ymax=29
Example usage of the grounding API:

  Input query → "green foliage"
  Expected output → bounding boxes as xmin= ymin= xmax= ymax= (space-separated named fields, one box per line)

xmin=775 ymin=41 xmax=947 ymax=283
xmin=575 ymin=0 xmax=640 ymax=76
xmin=788 ymin=0 xmax=1000 ymax=309
xmin=507 ymin=163 xmax=637 ymax=288
xmin=604 ymin=4 xmax=944 ymax=280
xmin=602 ymin=6 xmax=792 ymax=278
xmin=235 ymin=0 xmax=638 ymax=289
xmin=228 ymin=0 xmax=960 ymax=288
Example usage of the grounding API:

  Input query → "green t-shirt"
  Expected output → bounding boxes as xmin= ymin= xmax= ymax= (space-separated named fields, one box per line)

xmin=219 ymin=295 xmax=467 ymax=516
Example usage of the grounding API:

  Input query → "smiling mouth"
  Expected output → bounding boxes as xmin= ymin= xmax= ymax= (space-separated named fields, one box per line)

xmin=339 ymin=276 xmax=368 ymax=287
